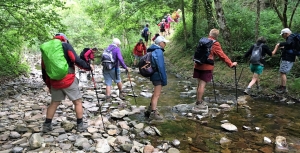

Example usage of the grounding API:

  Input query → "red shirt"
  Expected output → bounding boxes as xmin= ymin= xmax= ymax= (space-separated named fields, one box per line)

xmin=133 ymin=43 xmax=147 ymax=56
xmin=194 ymin=36 xmax=234 ymax=70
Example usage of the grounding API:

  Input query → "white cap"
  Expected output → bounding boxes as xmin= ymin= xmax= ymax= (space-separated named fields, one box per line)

xmin=154 ymin=36 xmax=169 ymax=44
xmin=280 ymin=28 xmax=292 ymax=35
xmin=113 ymin=38 xmax=121 ymax=45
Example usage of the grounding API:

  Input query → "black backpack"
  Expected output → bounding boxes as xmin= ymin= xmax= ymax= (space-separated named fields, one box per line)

xmin=249 ymin=43 xmax=263 ymax=65
xmin=291 ymin=33 xmax=300 ymax=56
xmin=160 ymin=22 xmax=165 ymax=29
xmin=141 ymin=28 xmax=147 ymax=38
xmin=164 ymin=16 xmax=168 ymax=23
xmin=80 ymin=48 xmax=90 ymax=61
xmin=193 ymin=37 xmax=216 ymax=65
xmin=138 ymin=52 xmax=156 ymax=77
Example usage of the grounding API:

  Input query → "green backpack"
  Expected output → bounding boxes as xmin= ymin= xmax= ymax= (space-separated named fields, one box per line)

xmin=40 ymin=39 xmax=69 ymax=80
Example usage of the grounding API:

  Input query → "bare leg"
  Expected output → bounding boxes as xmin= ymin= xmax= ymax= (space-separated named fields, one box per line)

xmin=247 ymin=73 xmax=259 ymax=88
xmin=46 ymin=102 xmax=60 ymax=119
xmin=72 ymin=99 xmax=83 ymax=119
xmin=117 ymin=82 xmax=123 ymax=92
xmin=280 ymin=73 xmax=287 ymax=86
xmin=196 ymin=79 xmax=206 ymax=102
xmin=151 ymin=85 xmax=162 ymax=111
xmin=106 ymin=86 xmax=111 ymax=96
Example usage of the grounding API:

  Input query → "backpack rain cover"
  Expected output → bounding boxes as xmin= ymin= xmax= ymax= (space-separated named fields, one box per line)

xmin=40 ymin=39 xmax=68 ymax=80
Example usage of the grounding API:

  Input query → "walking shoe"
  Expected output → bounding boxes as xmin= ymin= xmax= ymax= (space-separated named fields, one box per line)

xmin=77 ymin=122 xmax=87 ymax=132
xmin=243 ymin=88 xmax=251 ymax=95
xmin=149 ymin=110 xmax=163 ymax=120
xmin=119 ymin=91 xmax=126 ymax=100
xmin=42 ymin=122 xmax=53 ymax=133
xmin=194 ymin=101 xmax=207 ymax=109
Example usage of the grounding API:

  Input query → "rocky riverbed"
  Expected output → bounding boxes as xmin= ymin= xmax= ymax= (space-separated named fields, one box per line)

xmin=1 ymin=55 xmax=300 ymax=153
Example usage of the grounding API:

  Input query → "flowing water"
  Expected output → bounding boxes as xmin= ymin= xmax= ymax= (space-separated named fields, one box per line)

xmin=124 ymin=69 xmax=300 ymax=153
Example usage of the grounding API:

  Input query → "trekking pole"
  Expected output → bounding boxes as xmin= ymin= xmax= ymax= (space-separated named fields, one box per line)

xmin=211 ymin=75 xmax=217 ymax=103
xmin=237 ymin=67 xmax=244 ymax=84
xmin=126 ymin=70 xmax=137 ymax=105
xmin=234 ymin=66 xmax=238 ymax=113
xmin=90 ymin=71 xmax=106 ymax=131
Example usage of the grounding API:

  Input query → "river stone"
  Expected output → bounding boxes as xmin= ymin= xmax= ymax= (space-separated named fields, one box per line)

xmin=140 ymin=92 xmax=152 ymax=98
xmin=143 ymin=145 xmax=154 ymax=153
xmin=12 ymin=146 xmax=23 ymax=153
xmin=29 ymin=133 xmax=44 ymax=149
xmin=110 ymin=109 xmax=128 ymax=118
xmin=61 ymin=121 xmax=75 ymax=132
xmin=167 ymin=148 xmax=180 ymax=153
xmin=144 ymin=126 xmax=156 ymax=136
xmin=95 ymin=139 xmax=111 ymax=153
xmin=172 ymin=139 xmax=180 ymax=146
xmin=221 ymin=123 xmax=238 ymax=132
xmin=9 ymin=131 xmax=21 ymax=139
xmin=120 ymin=143 xmax=133 ymax=152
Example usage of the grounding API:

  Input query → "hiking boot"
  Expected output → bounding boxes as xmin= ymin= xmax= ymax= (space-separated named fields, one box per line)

xmin=276 ymin=87 xmax=288 ymax=94
xmin=105 ymin=95 xmax=112 ymax=103
xmin=119 ymin=91 xmax=126 ymax=100
xmin=42 ymin=122 xmax=53 ymax=133
xmin=77 ymin=122 xmax=87 ymax=132
xmin=149 ymin=110 xmax=163 ymax=120
xmin=243 ymin=88 xmax=251 ymax=95
xmin=194 ymin=101 xmax=207 ymax=109
xmin=144 ymin=106 xmax=152 ymax=118
xmin=256 ymin=86 xmax=262 ymax=92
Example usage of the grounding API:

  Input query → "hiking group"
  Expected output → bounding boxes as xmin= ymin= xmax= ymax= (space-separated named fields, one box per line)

xmin=40 ymin=26 xmax=299 ymax=132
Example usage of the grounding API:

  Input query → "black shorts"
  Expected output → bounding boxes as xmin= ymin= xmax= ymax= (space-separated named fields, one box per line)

xmin=160 ymin=29 xmax=165 ymax=32
xmin=144 ymin=36 xmax=149 ymax=42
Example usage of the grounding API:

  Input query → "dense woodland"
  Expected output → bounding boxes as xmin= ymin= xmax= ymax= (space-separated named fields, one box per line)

xmin=1 ymin=0 xmax=300 ymax=91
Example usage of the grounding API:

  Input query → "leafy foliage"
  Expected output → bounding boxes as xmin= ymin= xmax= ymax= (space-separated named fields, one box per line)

xmin=0 ymin=0 xmax=66 ymax=77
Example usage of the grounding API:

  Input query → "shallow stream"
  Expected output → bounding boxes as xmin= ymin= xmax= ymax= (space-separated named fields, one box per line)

xmin=124 ymin=69 xmax=300 ymax=153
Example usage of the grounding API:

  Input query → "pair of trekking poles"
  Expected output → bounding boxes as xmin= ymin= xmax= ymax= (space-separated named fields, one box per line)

xmin=90 ymin=69 xmax=137 ymax=130
xmin=206 ymin=66 xmax=244 ymax=113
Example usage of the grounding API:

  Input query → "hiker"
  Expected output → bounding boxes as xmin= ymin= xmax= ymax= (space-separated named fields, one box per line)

xmin=103 ymin=38 xmax=129 ymax=102
xmin=142 ymin=24 xmax=150 ymax=47
xmin=41 ymin=33 xmax=93 ymax=133
xmin=193 ymin=29 xmax=237 ymax=109
xmin=80 ymin=48 xmax=98 ymax=63
xmin=171 ymin=9 xmax=181 ymax=23
xmin=243 ymin=36 xmax=273 ymax=95
xmin=79 ymin=47 xmax=98 ymax=79
xmin=272 ymin=28 xmax=297 ymax=94
xmin=158 ymin=19 xmax=166 ymax=37
xmin=133 ymin=38 xmax=147 ymax=68
xmin=151 ymin=33 xmax=160 ymax=43
xmin=144 ymin=36 xmax=169 ymax=120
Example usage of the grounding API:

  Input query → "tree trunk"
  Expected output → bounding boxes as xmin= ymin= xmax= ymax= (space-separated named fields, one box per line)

xmin=202 ymin=0 xmax=215 ymax=30
xmin=181 ymin=0 xmax=188 ymax=47
xmin=192 ymin=0 xmax=199 ymax=40
xmin=255 ymin=0 xmax=261 ymax=39
xmin=289 ymin=0 xmax=300 ymax=28
xmin=213 ymin=0 xmax=231 ymax=52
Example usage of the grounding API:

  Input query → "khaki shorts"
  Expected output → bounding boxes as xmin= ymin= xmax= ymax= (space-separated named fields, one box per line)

xmin=51 ymin=78 xmax=81 ymax=101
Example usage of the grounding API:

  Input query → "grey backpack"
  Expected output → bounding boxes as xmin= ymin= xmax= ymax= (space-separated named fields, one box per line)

xmin=250 ymin=43 xmax=263 ymax=65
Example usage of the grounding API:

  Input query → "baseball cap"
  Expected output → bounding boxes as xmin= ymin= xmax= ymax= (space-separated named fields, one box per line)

xmin=113 ymin=38 xmax=121 ymax=45
xmin=154 ymin=36 xmax=169 ymax=44
xmin=280 ymin=28 xmax=292 ymax=35
xmin=55 ymin=33 xmax=68 ymax=41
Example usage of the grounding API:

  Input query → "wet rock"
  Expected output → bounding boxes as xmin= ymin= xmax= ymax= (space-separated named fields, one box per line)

xmin=263 ymin=137 xmax=272 ymax=144
xmin=172 ymin=139 xmax=180 ymax=147
xmin=259 ymin=146 xmax=273 ymax=153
